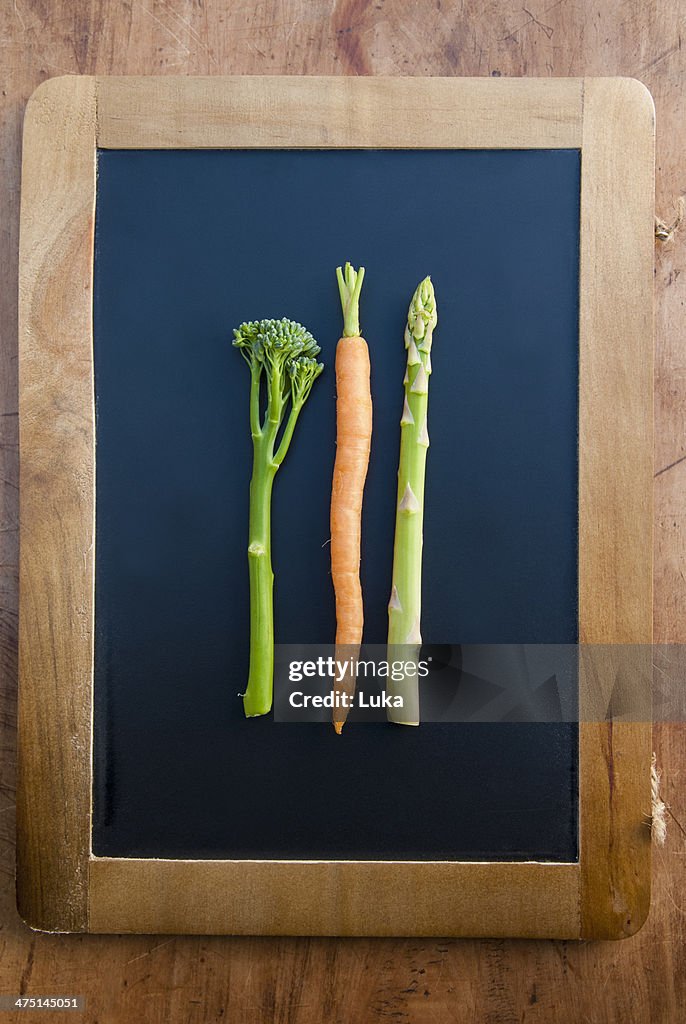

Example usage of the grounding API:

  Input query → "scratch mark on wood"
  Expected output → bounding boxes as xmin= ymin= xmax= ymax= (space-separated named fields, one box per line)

xmin=19 ymin=937 xmax=36 ymax=994
xmin=139 ymin=5 xmax=191 ymax=58
xmin=125 ymin=937 xmax=176 ymax=965
xmin=641 ymin=40 xmax=681 ymax=75
xmin=655 ymin=453 xmax=686 ymax=478
xmin=502 ymin=0 xmax=564 ymax=42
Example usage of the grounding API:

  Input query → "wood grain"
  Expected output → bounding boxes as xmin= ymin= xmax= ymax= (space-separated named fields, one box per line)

xmin=96 ymin=75 xmax=583 ymax=148
xmin=1 ymin=0 xmax=685 ymax=1021
xmin=577 ymin=78 xmax=654 ymax=939
xmin=16 ymin=76 xmax=96 ymax=933
xmin=89 ymin=859 xmax=580 ymax=938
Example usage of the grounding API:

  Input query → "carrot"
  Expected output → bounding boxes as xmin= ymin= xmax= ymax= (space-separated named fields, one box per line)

xmin=331 ymin=263 xmax=372 ymax=733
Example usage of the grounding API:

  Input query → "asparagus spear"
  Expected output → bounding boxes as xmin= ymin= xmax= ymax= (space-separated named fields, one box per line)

xmin=233 ymin=318 xmax=324 ymax=717
xmin=387 ymin=278 xmax=437 ymax=725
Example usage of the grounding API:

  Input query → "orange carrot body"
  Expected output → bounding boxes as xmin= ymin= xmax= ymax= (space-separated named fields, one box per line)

xmin=331 ymin=262 xmax=370 ymax=733
xmin=331 ymin=336 xmax=373 ymax=648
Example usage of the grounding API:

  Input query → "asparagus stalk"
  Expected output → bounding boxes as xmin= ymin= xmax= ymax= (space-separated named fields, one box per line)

xmin=387 ymin=278 xmax=437 ymax=725
xmin=233 ymin=319 xmax=324 ymax=717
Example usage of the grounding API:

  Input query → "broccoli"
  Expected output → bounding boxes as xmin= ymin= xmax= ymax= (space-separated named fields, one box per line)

xmin=233 ymin=318 xmax=324 ymax=717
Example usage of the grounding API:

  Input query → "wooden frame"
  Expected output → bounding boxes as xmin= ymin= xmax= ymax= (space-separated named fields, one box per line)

xmin=17 ymin=76 xmax=654 ymax=938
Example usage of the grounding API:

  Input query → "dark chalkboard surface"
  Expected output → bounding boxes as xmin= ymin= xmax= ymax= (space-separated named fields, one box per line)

xmin=93 ymin=149 xmax=579 ymax=861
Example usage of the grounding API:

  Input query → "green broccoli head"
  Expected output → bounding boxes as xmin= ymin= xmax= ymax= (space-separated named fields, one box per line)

xmin=233 ymin=317 xmax=324 ymax=437
xmin=233 ymin=318 xmax=321 ymax=372
xmin=287 ymin=354 xmax=324 ymax=405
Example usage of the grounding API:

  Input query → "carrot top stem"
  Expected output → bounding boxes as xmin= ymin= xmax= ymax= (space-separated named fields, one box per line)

xmin=336 ymin=262 xmax=365 ymax=337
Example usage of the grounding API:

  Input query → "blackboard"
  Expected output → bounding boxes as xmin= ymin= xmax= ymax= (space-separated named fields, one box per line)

xmin=18 ymin=74 xmax=654 ymax=938
xmin=92 ymin=147 xmax=580 ymax=862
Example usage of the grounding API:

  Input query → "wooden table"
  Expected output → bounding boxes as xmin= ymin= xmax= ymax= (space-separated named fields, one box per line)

xmin=1 ymin=2 xmax=684 ymax=1021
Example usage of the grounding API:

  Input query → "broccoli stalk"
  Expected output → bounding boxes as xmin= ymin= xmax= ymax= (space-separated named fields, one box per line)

xmin=233 ymin=319 xmax=324 ymax=717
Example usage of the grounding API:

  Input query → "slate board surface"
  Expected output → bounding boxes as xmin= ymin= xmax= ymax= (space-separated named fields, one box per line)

xmin=93 ymin=148 xmax=579 ymax=860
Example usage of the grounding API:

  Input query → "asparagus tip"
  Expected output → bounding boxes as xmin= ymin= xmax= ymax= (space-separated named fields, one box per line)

xmin=407 ymin=275 xmax=437 ymax=347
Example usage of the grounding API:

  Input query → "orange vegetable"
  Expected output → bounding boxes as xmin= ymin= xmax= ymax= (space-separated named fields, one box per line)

xmin=331 ymin=264 xmax=372 ymax=733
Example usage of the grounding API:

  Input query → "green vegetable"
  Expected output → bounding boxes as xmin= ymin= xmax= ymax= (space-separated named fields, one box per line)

xmin=387 ymin=278 xmax=437 ymax=725
xmin=233 ymin=318 xmax=324 ymax=717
